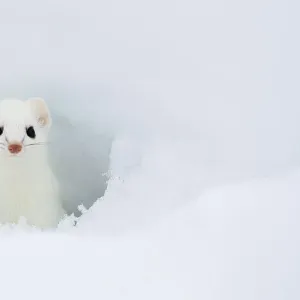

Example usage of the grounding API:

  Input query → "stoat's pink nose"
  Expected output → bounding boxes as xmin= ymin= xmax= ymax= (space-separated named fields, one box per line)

xmin=8 ymin=143 xmax=22 ymax=154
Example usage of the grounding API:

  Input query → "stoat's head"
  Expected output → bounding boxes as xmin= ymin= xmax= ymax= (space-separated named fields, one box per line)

xmin=0 ymin=98 xmax=51 ymax=158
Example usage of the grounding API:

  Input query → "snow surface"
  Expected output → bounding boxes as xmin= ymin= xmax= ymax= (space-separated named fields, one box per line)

xmin=0 ymin=0 xmax=299 ymax=299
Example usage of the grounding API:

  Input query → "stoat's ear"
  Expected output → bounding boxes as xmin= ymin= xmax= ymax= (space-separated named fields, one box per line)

xmin=26 ymin=97 xmax=52 ymax=128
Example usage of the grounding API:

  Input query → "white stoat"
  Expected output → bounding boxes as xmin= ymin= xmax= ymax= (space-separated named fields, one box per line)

xmin=0 ymin=97 xmax=64 ymax=229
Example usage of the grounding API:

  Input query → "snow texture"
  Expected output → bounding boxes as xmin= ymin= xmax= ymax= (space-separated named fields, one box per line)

xmin=0 ymin=0 xmax=299 ymax=299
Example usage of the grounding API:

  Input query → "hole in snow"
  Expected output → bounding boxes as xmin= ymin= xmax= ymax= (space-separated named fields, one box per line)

xmin=48 ymin=112 xmax=113 ymax=218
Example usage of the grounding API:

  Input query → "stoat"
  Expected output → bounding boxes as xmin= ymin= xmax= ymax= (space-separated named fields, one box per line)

xmin=0 ymin=97 xmax=64 ymax=229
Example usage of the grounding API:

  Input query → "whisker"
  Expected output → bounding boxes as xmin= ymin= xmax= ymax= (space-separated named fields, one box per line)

xmin=25 ymin=142 xmax=50 ymax=147
xmin=0 ymin=141 xmax=51 ymax=149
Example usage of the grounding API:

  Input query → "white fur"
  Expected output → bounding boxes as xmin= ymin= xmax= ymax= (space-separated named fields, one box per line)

xmin=0 ymin=98 xmax=64 ymax=229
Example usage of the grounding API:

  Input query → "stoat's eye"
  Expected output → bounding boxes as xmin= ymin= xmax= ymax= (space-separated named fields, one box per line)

xmin=26 ymin=126 xmax=36 ymax=139
xmin=0 ymin=126 xmax=3 ymax=136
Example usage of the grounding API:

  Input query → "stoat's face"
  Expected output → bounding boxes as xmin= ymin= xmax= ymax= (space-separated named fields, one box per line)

xmin=0 ymin=98 xmax=51 ymax=157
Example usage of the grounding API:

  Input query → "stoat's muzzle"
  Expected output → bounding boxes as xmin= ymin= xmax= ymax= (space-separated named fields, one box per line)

xmin=8 ymin=142 xmax=22 ymax=154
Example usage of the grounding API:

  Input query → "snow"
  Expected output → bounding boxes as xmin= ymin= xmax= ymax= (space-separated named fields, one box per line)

xmin=1 ymin=170 xmax=300 ymax=299
xmin=0 ymin=0 xmax=298 ymax=299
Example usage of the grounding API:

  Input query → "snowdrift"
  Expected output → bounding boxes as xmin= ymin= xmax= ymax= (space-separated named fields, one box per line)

xmin=0 ymin=0 xmax=298 ymax=299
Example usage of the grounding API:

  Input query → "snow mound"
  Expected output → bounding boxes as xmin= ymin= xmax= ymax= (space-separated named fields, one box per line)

xmin=1 ymin=169 xmax=300 ymax=300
